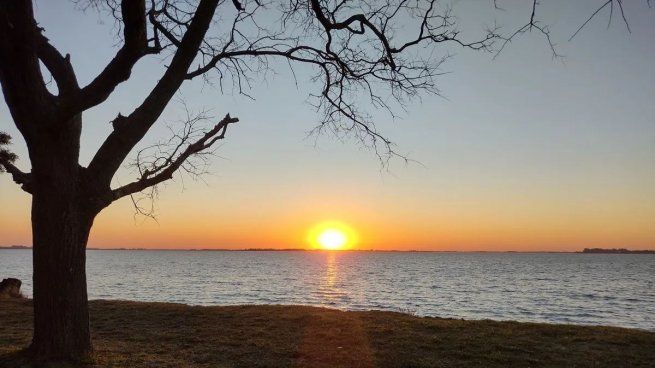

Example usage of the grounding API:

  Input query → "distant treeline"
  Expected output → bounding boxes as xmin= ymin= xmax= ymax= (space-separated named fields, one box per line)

xmin=581 ymin=248 xmax=655 ymax=254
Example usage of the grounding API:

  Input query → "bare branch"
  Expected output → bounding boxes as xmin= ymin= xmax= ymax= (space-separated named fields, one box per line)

xmin=111 ymin=112 xmax=238 ymax=201
xmin=0 ymin=0 xmax=57 ymax=132
xmin=495 ymin=0 xmax=560 ymax=59
xmin=88 ymin=0 xmax=221 ymax=187
xmin=75 ymin=0 xmax=156 ymax=113
xmin=35 ymin=32 xmax=79 ymax=95
xmin=570 ymin=0 xmax=614 ymax=41
xmin=33 ymin=0 xmax=649 ymax=198
xmin=177 ymin=0 xmax=500 ymax=163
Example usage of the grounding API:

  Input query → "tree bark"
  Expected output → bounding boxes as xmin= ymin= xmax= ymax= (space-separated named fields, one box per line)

xmin=30 ymin=197 xmax=93 ymax=361
xmin=26 ymin=114 xmax=96 ymax=361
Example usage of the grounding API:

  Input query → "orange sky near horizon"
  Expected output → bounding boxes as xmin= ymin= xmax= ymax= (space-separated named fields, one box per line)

xmin=1 ymin=174 xmax=653 ymax=251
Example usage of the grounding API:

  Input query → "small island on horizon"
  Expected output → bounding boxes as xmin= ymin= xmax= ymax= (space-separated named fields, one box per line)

xmin=580 ymin=248 xmax=655 ymax=254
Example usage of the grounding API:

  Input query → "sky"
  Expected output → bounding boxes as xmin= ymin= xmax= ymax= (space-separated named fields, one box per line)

xmin=0 ymin=1 xmax=654 ymax=251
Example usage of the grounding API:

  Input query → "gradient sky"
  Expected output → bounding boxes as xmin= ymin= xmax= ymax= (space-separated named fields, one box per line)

xmin=1 ymin=1 xmax=654 ymax=251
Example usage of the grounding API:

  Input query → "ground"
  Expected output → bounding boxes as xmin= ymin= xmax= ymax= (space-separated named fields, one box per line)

xmin=1 ymin=299 xmax=653 ymax=367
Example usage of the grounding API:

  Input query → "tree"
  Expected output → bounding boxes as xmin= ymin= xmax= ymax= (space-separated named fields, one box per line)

xmin=0 ymin=0 xmax=643 ymax=362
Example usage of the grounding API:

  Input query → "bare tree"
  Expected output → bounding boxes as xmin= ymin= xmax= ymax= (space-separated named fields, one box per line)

xmin=0 ymin=0 xmax=646 ymax=362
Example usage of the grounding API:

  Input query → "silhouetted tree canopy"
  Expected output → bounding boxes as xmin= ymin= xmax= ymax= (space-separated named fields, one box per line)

xmin=0 ymin=132 xmax=16 ymax=172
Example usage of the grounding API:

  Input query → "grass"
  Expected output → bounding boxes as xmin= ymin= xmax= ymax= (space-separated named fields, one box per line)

xmin=1 ymin=299 xmax=654 ymax=367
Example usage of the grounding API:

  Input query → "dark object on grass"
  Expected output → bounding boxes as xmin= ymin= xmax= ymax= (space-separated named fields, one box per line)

xmin=0 ymin=278 xmax=22 ymax=298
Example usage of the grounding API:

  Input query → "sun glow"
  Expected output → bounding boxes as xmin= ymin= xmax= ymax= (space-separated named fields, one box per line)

xmin=308 ymin=221 xmax=357 ymax=250
xmin=318 ymin=229 xmax=347 ymax=249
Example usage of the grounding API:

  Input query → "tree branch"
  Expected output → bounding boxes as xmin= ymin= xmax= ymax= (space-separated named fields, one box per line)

xmin=569 ymin=0 xmax=632 ymax=41
xmin=35 ymin=32 xmax=79 ymax=95
xmin=177 ymin=0 xmax=499 ymax=163
xmin=87 ymin=0 xmax=221 ymax=188
xmin=74 ymin=0 xmax=154 ymax=113
xmin=0 ymin=0 xmax=56 ymax=133
xmin=494 ymin=0 xmax=560 ymax=59
xmin=111 ymin=113 xmax=238 ymax=201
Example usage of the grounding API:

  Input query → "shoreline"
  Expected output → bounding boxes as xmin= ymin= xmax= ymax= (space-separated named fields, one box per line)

xmin=2 ymin=298 xmax=654 ymax=367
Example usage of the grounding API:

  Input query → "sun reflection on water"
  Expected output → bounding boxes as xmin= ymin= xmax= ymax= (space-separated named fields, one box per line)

xmin=317 ymin=252 xmax=348 ymax=307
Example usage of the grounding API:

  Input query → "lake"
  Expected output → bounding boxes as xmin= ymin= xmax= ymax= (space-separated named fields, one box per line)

xmin=1 ymin=249 xmax=653 ymax=331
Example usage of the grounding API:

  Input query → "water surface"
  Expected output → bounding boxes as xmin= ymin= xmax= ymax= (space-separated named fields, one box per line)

xmin=1 ymin=249 xmax=653 ymax=330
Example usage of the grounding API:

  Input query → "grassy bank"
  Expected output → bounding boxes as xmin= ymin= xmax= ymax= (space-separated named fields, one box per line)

xmin=1 ymin=299 xmax=653 ymax=367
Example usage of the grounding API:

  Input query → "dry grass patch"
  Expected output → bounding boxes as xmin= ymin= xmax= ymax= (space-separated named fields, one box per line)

xmin=1 ymin=299 xmax=653 ymax=367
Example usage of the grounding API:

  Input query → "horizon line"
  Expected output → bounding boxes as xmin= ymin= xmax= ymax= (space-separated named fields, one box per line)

xmin=2 ymin=245 xmax=654 ymax=253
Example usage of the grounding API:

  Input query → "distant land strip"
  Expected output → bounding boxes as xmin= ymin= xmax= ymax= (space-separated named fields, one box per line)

xmin=580 ymin=248 xmax=655 ymax=254
xmin=1 ymin=245 xmax=654 ymax=253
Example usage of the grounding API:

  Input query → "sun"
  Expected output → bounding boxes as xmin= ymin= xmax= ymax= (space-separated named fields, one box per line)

xmin=308 ymin=221 xmax=357 ymax=250
xmin=317 ymin=229 xmax=347 ymax=250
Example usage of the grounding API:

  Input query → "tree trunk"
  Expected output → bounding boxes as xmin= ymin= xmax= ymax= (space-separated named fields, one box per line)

xmin=27 ymin=114 xmax=96 ymax=362
xmin=30 ymin=195 xmax=94 ymax=361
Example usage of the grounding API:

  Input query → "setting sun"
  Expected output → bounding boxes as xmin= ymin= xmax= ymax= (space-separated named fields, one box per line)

xmin=308 ymin=221 xmax=358 ymax=250
xmin=317 ymin=229 xmax=347 ymax=249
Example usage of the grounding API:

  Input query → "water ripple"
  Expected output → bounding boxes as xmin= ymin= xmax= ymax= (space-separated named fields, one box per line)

xmin=1 ymin=249 xmax=654 ymax=331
